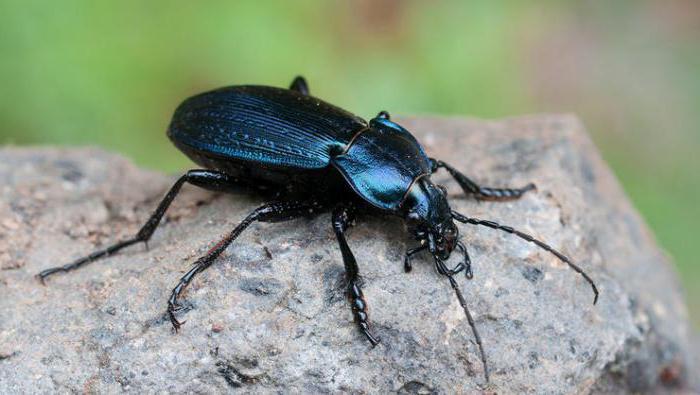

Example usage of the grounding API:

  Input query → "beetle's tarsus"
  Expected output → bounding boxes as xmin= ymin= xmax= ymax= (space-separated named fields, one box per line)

xmin=167 ymin=298 xmax=186 ymax=332
xmin=593 ymin=289 xmax=599 ymax=305
xmin=465 ymin=267 xmax=474 ymax=279
xmin=432 ymin=159 xmax=536 ymax=201
xmin=36 ymin=273 xmax=48 ymax=285
xmin=364 ymin=326 xmax=381 ymax=347
xmin=333 ymin=205 xmax=381 ymax=347
xmin=36 ymin=269 xmax=56 ymax=283
xmin=168 ymin=311 xmax=185 ymax=332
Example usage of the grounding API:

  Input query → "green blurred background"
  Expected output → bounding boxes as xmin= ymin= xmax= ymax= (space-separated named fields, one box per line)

xmin=1 ymin=1 xmax=698 ymax=326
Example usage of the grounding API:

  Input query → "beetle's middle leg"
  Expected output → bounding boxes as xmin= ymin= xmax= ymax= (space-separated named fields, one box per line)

xmin=167 ymin=199 xmax=323 ymax=330
xmin=332 ymin=204 xmax=380 ymax=346
xmin=431 ymin=159 xmax=535 ymax=200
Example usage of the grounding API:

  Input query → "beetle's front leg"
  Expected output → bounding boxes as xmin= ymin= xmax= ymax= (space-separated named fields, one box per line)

xmin=332 ymin=204 xmax=380 ymax=346
xmin=431 ymin=159 xmax=535 ymax=201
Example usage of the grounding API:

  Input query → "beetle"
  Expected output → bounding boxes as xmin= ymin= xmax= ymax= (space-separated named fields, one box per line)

xmin=38 ymin=76 xmax=598 ymax=383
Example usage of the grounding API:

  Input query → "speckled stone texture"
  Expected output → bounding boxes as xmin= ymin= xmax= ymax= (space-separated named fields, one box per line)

xmin=0 ymin=115 xmax=695 ymax=393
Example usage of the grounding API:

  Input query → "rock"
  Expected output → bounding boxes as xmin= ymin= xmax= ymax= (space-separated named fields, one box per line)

xmin=0 ymin=115 xmax=694 ymax=393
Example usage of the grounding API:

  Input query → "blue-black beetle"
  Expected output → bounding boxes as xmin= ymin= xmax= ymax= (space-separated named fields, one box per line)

xmin=38 ymin=76 xmax=597 ymax=382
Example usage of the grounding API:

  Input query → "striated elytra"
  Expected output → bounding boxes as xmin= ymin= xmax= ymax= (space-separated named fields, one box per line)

xmin=38 ymin=76 xmax=598 ymax=384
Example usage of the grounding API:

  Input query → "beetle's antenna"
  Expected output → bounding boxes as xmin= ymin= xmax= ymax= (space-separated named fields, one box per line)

xmin=452 ymin=211 xmax=599 ymax=304
xmin=435 ymin=256 xmax=489 ymax=383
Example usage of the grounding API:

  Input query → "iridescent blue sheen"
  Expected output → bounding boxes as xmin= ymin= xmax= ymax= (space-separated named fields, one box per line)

xmin=168 ymin=85 xmax=366 ymax=169
xmin=332 ymin=118 xmax=431 ymax=210
xmin=167 ymin=84 xmax=432 ymax=211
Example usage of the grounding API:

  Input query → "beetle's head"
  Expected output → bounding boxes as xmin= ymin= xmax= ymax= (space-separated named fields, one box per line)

xmin=403 ymin=177 xmax=458 ymax=260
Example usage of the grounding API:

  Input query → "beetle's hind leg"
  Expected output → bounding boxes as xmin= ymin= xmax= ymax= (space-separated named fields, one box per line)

xmin=289 ymin=76 xmax=309 ymax=95
xmin=332 ymin=204 xmax=380 ymax=346
xmin=167 ymin=200 xmax=323 ymax=331
xmin=36 ymin=169 xmax=238 ymax=283
xmin=431 ymin=159 xmax=535 ymax=201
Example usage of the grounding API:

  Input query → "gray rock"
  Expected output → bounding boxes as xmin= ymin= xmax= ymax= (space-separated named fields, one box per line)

xmin=0 ymin=115 xmax=694 ymax=393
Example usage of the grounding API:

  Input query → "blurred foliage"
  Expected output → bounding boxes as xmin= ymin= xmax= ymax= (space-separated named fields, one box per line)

xmin=1 ymin=0 xmax=698 ymax=326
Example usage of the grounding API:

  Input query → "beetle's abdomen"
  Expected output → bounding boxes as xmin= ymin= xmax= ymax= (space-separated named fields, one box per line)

xmin=332 ymin=119 xmax=431 ymax=210
xmin=167 ymin=85 xmax=366 ymax=170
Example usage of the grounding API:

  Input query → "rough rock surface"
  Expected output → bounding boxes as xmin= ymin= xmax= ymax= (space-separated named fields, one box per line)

xmin=0 ymin=115 xmax=694 ymax=393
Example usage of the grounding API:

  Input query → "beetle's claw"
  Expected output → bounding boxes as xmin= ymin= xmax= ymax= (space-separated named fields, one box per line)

xmin=167 ymin=301 xmax=187 ymax=332
xmin=168 ymin=311 xmax=186 ymax=332
xmin=364 ymin=330 xmax=381 ymax=347
xmin=465 ymin=265 xmax=474 ymax=279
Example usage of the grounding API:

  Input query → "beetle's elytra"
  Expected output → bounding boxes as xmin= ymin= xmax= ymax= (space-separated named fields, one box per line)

xmin=38 ymin=76 xmax=598 ymax=383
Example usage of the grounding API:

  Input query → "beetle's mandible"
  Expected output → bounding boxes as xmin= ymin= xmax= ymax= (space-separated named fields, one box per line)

xmin=38 ymin=76 xmax=598 ymax=383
